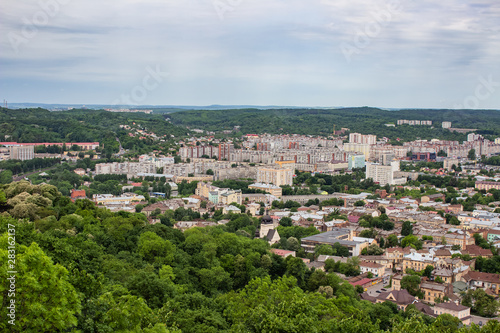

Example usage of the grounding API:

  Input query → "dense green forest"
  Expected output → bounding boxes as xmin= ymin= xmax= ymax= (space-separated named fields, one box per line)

xmin=0 ymin=108 xmax=189 ymax=156
xmin=1 ymin=181 xmax=499 ymax=332
xmin=169 ymin=108 xmax=500 ymax=141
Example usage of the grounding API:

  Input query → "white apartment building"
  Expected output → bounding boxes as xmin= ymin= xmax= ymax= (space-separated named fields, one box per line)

xmin=10 ymin=145 xmax=35 ymax=161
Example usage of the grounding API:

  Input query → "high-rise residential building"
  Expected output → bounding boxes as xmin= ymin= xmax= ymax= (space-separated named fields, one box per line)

xmin=348 ymin=154 xmax=365 ymax=170
xmin=365 ymin=159 xmax=406 ymax=185
xmin=343 ymin=143 xmax=372 ymax=160
xmin=218 ymin=143 xmax=234 ymax=161
xmin=257 ymin=167 xmax=293 ymax=186
xmin=10 ymin=145 xmax=34 ymax=161
xmin=349 ymin=133 xmax=377 ymax=145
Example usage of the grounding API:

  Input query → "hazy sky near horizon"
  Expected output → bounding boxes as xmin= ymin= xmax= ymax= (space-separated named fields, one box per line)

xmin=1 ymin=0 xmax=499 ymax=109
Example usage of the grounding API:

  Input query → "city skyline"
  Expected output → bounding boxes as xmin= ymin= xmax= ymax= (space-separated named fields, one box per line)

xmin=1 ymin=0 xmax=499 ymax=109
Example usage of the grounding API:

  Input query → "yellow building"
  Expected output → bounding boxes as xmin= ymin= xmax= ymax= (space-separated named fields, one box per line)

xmin=248 ymin=183 xmax=283 ymax=197
xmin=434 ymin=302 xmax=471 ymax=326
xmin=420 ymin=282 xmax=452 ymax=304
xmin=219 ymin=190 xmax=242 ymax=205
xmin=257 ymin=167 xmax=293 ymax=186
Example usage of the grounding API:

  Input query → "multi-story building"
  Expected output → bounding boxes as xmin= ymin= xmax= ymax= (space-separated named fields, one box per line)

xmin=348 ymin=154 xmax=366 ymax=170
xmin=257 ymin=167 xmax=293 ymax=186
xmin=195 ymin=182 xmax=242 ymax=205
xmin=218 ymin=143 xmax=234 ymax=161
xmin=248 ymin=183 xmax=283 ymax=197
xmin=349 ymin=133 xmax=377 ymax=145
xmin=365 ymin=159 xmax=407 ymax=185
xmin=10 ymin=145 xmax=34 ymax=161
xmin=93 ymin=193 xmax=145 ymax=205
xmin=94 ymin=162 xmax=156 ymax=177
xmin=475 ymin=181 xmax=500 ymax=191
xmin=301 ymin=228 xmax=372 ymax=257
xmin=420 ymin=282 xmax=452 ymax=304
xmin=343 ymin=143 xmax=372 ymax=159
xmin=442 ymin=122 xmax=452 ymax=129
xmin=179 ymin=145 xmax=219 ymax=160
xmin=219 ymin=190 xmax=242 ymax=205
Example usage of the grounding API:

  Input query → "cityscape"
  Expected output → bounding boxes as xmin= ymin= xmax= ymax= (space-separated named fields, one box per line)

xmin=1 ymin=0 xmax=500 ymax=332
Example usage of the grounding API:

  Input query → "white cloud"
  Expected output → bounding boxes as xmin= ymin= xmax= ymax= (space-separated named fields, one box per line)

xmin=0 ymin=0 xmax=498 ymax=108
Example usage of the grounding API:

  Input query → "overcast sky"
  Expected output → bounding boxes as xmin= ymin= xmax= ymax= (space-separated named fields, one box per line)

xmin=1 ymin=0 xmax=499 ymax=108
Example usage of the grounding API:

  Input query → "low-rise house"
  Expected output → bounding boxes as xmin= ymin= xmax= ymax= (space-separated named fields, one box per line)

xmin=359 ymin=255 xmax=394 ymax=270
xmin=432 ymin=267 xmax=454 ymax=284
xmin=434 ymin=302 xmax=471 ymax=325
xmin=366 ymin=289 xmax=417 ymax=311
xmin=463 ymin=245 xmax=493 ymax=258
xmin=433 ymin=249 xmax=452 ymax=259
xmin=70 ymin=189 xmax=87 ymax=201
xmin=462 ymin=271 xmax=500 ymax=295
xmin=270 ymin=249 xmax=296 ymax=258
xmin=359 ymin=261 xmax=385 ymax=277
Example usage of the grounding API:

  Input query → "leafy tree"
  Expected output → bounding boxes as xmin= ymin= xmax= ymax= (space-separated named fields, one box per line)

xmin=462 ymin=289 xmax=499 ymax=317
xmin=286 ymin=237 xmax=301 ymax=251
xmin=279 ymin=216 xmax=293 ymax=227
xmin=401 ymin=235 xmax=423 ymax=250
xmin=386 ymin=234 xmax=399 ymax=248
xmin=0 ymin=170 xmax=13 ymax=184
xmin=0 ymin=234 xmax=81 ymax=332
xmin=314 ymin=244 xmax=334 ymax=256
xmin=401 ymin=275 xmax=421 ymax=297
xmin=401 ymin=221 xmax=413 ymax=236
xmin=468 ymin=148 xmax=476 ymax=160
xmin=354 ymin=200 xmax=365 ymax=207
xmin=361 ymin=244 xmax=384 ymax=256
xmin=422 ymin=265 xmax=434 ymax=279
xmin=137 ymin=231 xmax=176 ymax=265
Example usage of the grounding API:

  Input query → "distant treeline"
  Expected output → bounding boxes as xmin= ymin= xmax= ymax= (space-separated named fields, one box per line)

xmin=169 ymin=108 xmax=500 ymax=141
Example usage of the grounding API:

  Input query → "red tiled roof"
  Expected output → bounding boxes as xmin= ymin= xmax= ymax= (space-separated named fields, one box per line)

xmin=70 ymin=189 xmax=86 ymax=199
xmin=350 ymin=278 xmax=373 ymax=286
xmin=270 ymin=249 xmax=295 ymax=256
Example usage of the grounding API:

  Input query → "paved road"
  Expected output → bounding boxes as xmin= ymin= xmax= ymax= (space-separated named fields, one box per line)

xmin=470 ymin=315 xmax=500 ymax=326
xmin=366 ymin=280 xmax=388 ymax=296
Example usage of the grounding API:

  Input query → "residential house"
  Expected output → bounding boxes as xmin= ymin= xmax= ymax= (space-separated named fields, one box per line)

xmin=359 ymin=261 xmax=385 ymax=277
xmin=420 ymin=281 xmax=453 ymax=305
xmin=434 ymin=302 xmax=471 ymax=325
xmin=270 ymin=249 xmax=296 ymax=258
xmin=369 ymin=289 xmax=417 ymax=311
xmin=463 ymin=271 xmax=500 ymax=295
xmin=70 ymin=189 xmax=87 ymax=201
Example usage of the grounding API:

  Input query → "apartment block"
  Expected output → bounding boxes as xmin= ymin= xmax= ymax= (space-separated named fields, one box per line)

xmin=10 ymin=145 xmax=35 ymax=161
xmin=349 ymin=133 xmax=377 ymax=145
xmin=257 ymin=167 xmax=293 ymax=186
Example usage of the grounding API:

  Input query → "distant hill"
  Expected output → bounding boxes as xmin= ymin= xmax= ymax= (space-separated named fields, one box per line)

xmin=0 ymin=107 xmax=190 ymax=156
xmin=169 ymin=107 xmax=500 ymax=141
